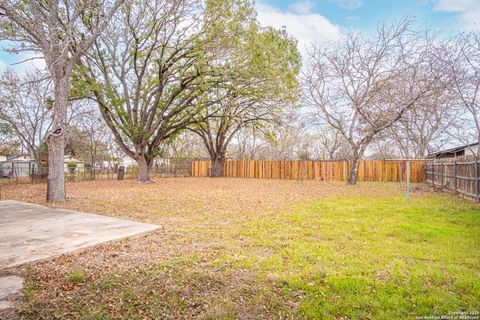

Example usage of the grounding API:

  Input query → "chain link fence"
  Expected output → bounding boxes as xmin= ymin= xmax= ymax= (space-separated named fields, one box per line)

xmin=0 ymin=158 xmax=192 ymax=186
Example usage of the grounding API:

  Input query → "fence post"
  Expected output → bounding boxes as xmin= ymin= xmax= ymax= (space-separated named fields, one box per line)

xmin=453 ymin=160 xmax=457 ymax=193
xmin=399 ymin=161 xmax=403 ymax=186
xmin=432 ymin=161 xmax=435 ymax=186
xmin=441 ymin=161 xmax=444 ymax=187
xmin=406 ymin=160 xmax=410 ymax=202
xmin=117 ymin=166 xmax=125 ymax=180
xmin=475 ymin=158 xmax=479 ymax=202
xmin=424 ymin=162 xmax=427 ymax=182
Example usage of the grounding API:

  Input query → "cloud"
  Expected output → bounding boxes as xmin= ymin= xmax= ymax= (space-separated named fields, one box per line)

xmin=329 ymin=0 xmax=363 ymax=10
xmin=434 ymin=0 xmax=480 ymax=30
xmin=14 ymin=55 xmax=46 ymax=74
xmin=0 ymin=59 xmax=6 ymax=72
xmin=0 ymin=52 xmax=46 ymax=75
xmin=289 ymin=0 xmax=314 ymax=14
xmin=256 ymin=3 xmax=342 ymax=56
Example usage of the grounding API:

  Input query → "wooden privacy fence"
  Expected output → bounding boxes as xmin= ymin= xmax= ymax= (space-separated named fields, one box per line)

xmin=191 ymin=159 xmax=425 ymax=182
xmin=425 ymin=158 xmax=480 ymax=201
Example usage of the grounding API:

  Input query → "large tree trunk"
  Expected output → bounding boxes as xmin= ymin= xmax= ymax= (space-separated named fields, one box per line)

xmin=211 ymin=155 xmax=225 ymax=177
xmin=136 ymin=151 xmax=151 ymax=182
xmin=47 ymin=75 xmax=69 ymax=202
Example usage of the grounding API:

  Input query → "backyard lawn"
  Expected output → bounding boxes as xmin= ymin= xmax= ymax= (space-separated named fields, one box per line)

xmin=1 ymin=178 xmax=479 ymax=319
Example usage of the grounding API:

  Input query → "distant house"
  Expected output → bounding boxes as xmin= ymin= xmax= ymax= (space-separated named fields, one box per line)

xmin=0 ymin=155 xmax=7 ymax=162
xmin=0 ymin=155 xmax=36 ymax=178
xmin=8 ymin=155 xmax=35 ymax=162
xmin=120 ymin=156 xmax=137 ymax=167
xmin=426 ymin=142 xmax=479 ymax=159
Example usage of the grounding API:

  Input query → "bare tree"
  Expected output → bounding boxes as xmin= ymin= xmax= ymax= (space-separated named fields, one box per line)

xmin=0 ymin=69 xmax=51 ymax=169
xmin=228 ymin=113 xmax=308 ymax=161
xmin=387 ymin=90 xmax=457 ymax=158
xmin=367 ymin=136 xmax=402 ymax=159
xmin=314 ymin=126 xmax=352 ymax=160
xmin=304 ymin=20 xmax=443 ymax=184
xmin=0 ymin=0 xmax=124 ymax=201
xmin=230 ymin=128 xmax=271 ymax=160
xmin=161 ymin=131 xmax=208 ymax=160
xmin=446 ymin=32 xmax=480 ymax=158
xmin=68 ymin=105 xmax=112 ymax=176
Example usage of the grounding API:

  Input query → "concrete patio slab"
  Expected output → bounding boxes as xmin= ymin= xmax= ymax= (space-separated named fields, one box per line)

xmin=0 ymin=276 xmax=23 ymax=300
xmin=0 ymin=200 xmax=160 ymax=269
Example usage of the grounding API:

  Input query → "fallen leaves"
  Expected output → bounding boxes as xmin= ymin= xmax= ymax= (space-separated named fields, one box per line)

xmin=0 ymin=178 xmax=431 ymax=319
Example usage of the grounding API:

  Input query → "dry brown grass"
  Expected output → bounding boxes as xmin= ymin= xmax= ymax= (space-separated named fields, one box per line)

xmin=1 ymin=177 xmax=411 ymax=223
xmin=0 ymin=178 xmax=429 ymax=319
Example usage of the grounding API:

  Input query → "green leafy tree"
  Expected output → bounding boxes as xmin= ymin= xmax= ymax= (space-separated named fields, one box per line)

xmin=189 ymin=0 xmax=301 ymax=176
xmin=74 ymin=0 xmax=211 ymax=182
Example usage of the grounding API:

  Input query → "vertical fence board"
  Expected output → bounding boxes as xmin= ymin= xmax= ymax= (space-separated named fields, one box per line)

xmin=425 ymin=158 xmax=480 ymax=201
xmin=190 ymin=159 xmax=426 ymax=182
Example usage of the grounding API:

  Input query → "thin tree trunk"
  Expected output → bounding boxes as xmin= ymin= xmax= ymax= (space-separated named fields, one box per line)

xmin=477 ymin=133 xmax=480 ymax=159
xmin=47 ymin=75 xmax=69 ymax=202
xmin=29 ymin=148 xmax=41 ymax=174
xmin=347 ymin=149 xmax=362 ymax=185
xmin=91 ymin=152 xmax=96 ymax=180
xmin=329 ymin=150 xmax=335 ymax=161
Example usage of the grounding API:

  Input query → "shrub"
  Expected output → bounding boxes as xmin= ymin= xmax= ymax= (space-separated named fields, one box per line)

xmin=67 ymin=161 xmax=77 ymax=174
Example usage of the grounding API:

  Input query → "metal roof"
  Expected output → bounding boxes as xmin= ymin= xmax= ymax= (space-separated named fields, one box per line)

xmin=427 ymin=142 xmax=479 ymax=157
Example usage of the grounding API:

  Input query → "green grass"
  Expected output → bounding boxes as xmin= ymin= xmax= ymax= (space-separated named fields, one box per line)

xmin=68 ymin=269 xmax=86 ymax=284
xmin=17 ymin=184 xmax=480 ymax=319
xmin=239 ymin=195 xmax=480 ymax=319
xmin=23 ymin=284 xmax=37 ymax=302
